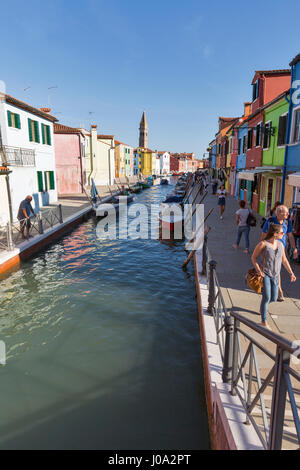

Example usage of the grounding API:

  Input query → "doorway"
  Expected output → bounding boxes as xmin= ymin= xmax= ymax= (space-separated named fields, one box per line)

xmin=266 ymin=178 xmax=274 ymax=215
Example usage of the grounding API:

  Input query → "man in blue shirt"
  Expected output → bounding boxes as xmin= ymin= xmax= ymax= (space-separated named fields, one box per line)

xmin=17 ymin=195 xmax=35 ymax=239
xmin=261 ymin=205 xmax=298 ymax=300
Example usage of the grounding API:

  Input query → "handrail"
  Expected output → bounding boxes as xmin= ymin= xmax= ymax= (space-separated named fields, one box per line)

xmin=202 ymin=237 xmax=300 ymax=450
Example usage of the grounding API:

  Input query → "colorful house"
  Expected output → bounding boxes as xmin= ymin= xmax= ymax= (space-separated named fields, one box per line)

xmin=54 ymin=123 xmax=85 ymax=195
xmin=81 ymin=125 xmax=115 ymax=186
xmin=286 ymin=53 xmax=300 ymax=205
xmin=0 ymin=93 xmax=58 ymax=224
xmin=114 ymin=141 xmax=134 ymax=179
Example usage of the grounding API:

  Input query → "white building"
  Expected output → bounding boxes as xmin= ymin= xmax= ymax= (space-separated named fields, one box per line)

xmin=158 ymin=151 xmax=170 ymax=175
xmin=81 ymin=125 xmax=115 ymax=187
xmin=0 ymin=93 xmax=58 ymax=225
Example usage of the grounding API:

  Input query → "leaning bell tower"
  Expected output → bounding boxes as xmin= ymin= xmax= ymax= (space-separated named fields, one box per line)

xmin=139 ymin=111 xmax=148 ymax=149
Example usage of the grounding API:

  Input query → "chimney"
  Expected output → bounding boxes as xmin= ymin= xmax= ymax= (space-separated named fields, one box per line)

xmin=91 ymin=124 xmax=97 ymax=158
xmin=244 ymin=102 xmax=252 ymax=118
xmin=40 ymin=107 xmax=51 ymax=114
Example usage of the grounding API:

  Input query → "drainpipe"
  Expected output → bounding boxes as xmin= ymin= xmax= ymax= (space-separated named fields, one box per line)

xmin=281 ymin=67 xmax=294 ymax=203
xmin=5 ymin=172 xmax=13 ymax=224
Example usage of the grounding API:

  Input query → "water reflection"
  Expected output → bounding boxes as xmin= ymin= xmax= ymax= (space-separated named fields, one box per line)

xmin=0 ymin=180 xmax=209 ymax=450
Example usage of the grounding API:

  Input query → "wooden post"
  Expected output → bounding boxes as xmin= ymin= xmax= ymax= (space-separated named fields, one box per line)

xmin=182 ymin=225 xmax=211 ymax=269
xmin=184 ymin=208 xmax=213 ymax=251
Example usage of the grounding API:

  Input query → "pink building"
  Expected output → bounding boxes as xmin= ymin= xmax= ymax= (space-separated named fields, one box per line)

xmin=54 ymin=123 xmax=85 ymax=194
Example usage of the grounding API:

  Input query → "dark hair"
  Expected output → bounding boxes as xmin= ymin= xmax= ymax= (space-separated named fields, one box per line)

xmin=239 ymin=200 xmax=246 ymax=208
xmin=265 ymin=224 xmax=283 ymax=241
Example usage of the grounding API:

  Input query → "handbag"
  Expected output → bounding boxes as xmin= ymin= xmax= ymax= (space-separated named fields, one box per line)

xmin=246 ymin=211 xmax=257 ymax=227
xmin=245 ymin=247 xmax=266 ymax=294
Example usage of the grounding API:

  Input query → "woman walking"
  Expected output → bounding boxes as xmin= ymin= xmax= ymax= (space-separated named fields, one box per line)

xmin=251 ymin=224 xmax=296 ymax=329
xmin=217 ymin=184 xmax=226 ymax=220
xmin=233 ymin=200 xmax=251 ymax=254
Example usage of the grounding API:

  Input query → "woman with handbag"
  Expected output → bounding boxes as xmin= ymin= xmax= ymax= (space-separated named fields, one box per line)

xmin=251 ymin=224 xmax=296 ymax=329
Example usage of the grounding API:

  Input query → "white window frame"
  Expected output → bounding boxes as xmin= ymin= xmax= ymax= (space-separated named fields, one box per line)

xmin=290 ymin=105 xmax=300 ymax=145
xmin=263 ymin=120 xmax=272 ymax=150
xmin=255 ymin=121 xmax=262 ymax=147
xmin=277 ymin=112 xmax=288 ymax=149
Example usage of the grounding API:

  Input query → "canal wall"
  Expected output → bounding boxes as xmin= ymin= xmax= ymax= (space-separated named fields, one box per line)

xmin=0 ymin=192 xmax=116 ymax=278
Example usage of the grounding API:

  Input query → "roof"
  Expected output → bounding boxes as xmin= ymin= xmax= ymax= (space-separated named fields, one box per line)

xmin=290 ymin=54 xmax=300 ymax=67
xmin=4 ymin=94 xmax=58 ymax=122
xmin=251 ymin=69 xmax=290 ymax=85
xmin=97 ymin=134 xmax=114 ymax=140
xmin=54 ymin=123 xmax=84 ymax=136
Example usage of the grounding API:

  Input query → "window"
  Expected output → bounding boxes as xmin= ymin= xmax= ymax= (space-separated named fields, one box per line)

xmin=263 ymin=122 xmax=271 ymax=149
xmin=44 ymin=171 xmax=55 ymax=191
xmin=28 ymin=118 xmax=40 ymax=143
xmin=41 ymin=124 xmax=51 ymax=145
xmin=247 ymin=129 xmax=253 ymax=149
xmin=252 ymin=78 xmax=260 ymax=101
xmin=7 ymin=110 xmax=21 ymax=129
xmin=292 ymin=108 xmax=300 ymax=143
xmin=37 ymin=171 xmax=44 ymax=192
xmin=242 ymin=135 xmax=247 ymax=154
xmin=238 ymin=138 xmax=241 ymax=155
xmin=255 ymin=123 xmax=262 ymax=146
xmin=277 ymin=114 xmax=287 ymax=147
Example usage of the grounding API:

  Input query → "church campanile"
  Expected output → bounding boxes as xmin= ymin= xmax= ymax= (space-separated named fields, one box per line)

xmin=139 ymin=111 xmax=148 ymax=148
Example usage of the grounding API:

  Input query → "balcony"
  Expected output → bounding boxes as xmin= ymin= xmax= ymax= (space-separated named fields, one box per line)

xmin=0 ymin=145 xmax=36 ymax=167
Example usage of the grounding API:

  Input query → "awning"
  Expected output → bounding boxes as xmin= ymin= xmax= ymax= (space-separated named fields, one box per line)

xmin=238 ymin=167 xmax=282 ymax=181
xmin=288 ymin=172 xmax=300 ymax=187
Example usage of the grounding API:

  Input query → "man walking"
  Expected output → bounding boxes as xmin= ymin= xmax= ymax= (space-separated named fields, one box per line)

xmin=17 ymin=195 xmax=35 ymax=239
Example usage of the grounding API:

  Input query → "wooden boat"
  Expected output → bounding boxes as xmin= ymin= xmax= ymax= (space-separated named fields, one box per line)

xmin=130 ymin=185 xmax=142 ymax=194
xmin=159 ymin=210 xmax=184 ymax=233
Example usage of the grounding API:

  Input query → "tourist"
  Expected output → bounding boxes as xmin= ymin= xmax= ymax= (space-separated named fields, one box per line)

xmin=261 ymin=205 xmax=298 ymax=301
xmin=217 ymin=184 xmax=226 ymax=220
xmin=17 ymin=195 xmax=36 ymax=240
xmin=211 ymin=177 xmax=218 ymax=195
xmin=252 ymin=224 xmax=296 ymax=329
xmin=233 ymin=200 xmax=251 ymax=254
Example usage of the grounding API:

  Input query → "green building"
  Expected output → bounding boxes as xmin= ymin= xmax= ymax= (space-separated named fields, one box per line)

xmin=258 ymin=93 xmax=289 ymax=216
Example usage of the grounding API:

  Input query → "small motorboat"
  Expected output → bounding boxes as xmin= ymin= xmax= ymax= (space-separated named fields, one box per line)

xmin=111 ymin=194 xmax=134 ymax=205
xmin=130 ymin=185 xmax=142 ymax=194
xmin=163 ymin=195 xmax=184 ymax=204
xmin=138 ymin=181 xmax=152 ymax=189
xmin=146 ymin=176 xmax=154 ymax=186
xmin=160 ymin=178 xmax=169 ymax=185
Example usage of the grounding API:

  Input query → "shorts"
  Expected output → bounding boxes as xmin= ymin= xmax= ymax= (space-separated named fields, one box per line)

xmin=218 ymin=197 xmax=226 ymax=206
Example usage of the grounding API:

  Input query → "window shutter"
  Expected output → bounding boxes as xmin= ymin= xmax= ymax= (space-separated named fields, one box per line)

xmin=37 ymin=171 xmax=44 ymax=192
xmin=49 ymin=171 xmax=55 ymax=190
xmin=7 ymin=110 xmax=12 ymax=127
xmin=34 ymin=120 xmax=40 ymax=143
xmin=46 ymin=125 xmax=51 ymax=145
xmin=15 ymin=114 xmax=21 ymax=129
xmin=28 ymin=118 xmax=33 ymax=141
xmin=44 ymin=172 xmax=48 ymax=191
xmin=41 ymin=124 xmax=45 ymax=144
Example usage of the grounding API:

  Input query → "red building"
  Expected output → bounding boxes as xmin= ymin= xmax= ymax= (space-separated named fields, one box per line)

xmin=54 ymin=123 xmax=85 ymax=194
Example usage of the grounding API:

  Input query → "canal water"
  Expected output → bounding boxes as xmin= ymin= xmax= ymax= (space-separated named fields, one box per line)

xmin=0 ymin=180 xmax=209 ymax=450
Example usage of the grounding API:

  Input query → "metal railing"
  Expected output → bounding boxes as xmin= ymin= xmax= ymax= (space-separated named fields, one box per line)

xmin=0 ymin=205 xmax=63 ymax=251
xmin=0 ymin=145 xmax=36 ymax=167
xmin=202 ymin=238 xmax=300 ymax=450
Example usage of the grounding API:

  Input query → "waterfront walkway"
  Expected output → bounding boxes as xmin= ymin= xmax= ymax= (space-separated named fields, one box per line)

xmin=203 ymin=190 xmax=300 ymax=341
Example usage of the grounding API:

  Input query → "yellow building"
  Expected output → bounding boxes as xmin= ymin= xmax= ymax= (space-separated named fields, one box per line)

xmin=136 ymin=147 xmax=156 ymax=176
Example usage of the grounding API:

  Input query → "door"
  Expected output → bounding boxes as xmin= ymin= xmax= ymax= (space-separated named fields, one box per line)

xmin=275 ymin=177 xmax=282 ymax=203
xmin=266 ymin=178 xmax=274 ymax=215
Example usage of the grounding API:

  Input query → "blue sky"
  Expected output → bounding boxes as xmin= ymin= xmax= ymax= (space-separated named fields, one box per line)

xmin=1 ymin=0 xmax=300 ymax=157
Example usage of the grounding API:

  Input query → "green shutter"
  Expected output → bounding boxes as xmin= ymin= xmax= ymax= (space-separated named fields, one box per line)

xmin=44 ymin=172 xmax=48 ymax=191
xmin=46 ymin=125 xmax=51 ymax=145
xmin=41 ymin=124 xmax=45 ymax=144
xmin=7 ymin=110 xmax=12 ymax=127
xmin=15 ymin=114 xmax=21 ymax=129
xmin=37 ymin=171 xmax=44 ymax=192
xmin=34 ymin=120 xmax=40 ymax=143
xmin=49 ymin=171 xmax=55 ymax=190
xmin=28 ymin=118 xmax=33 ymax=141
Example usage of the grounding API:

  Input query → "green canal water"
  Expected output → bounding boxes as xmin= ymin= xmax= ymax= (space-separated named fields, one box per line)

xmin=0 ymin=180 xmax=209 ymax=450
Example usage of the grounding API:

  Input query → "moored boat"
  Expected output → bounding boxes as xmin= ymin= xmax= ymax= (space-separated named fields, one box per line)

xmin=160 ymin=178 xmax=169 ymax=185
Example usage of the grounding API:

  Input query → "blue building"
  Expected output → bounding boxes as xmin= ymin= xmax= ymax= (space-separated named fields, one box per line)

xmin=235 ymin=123 xmax=248 ymax=199
xmin=209 ymin=139 xmax=217 ymax=174
xmin=284 ymin=53 xmax=300 ymax=205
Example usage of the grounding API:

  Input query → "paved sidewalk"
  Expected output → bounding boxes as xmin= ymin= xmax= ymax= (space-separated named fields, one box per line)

xmin=203 ymin=191 xmax=300 ymax=341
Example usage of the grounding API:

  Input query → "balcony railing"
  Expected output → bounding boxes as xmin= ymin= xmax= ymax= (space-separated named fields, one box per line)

xmin=0 ymin=145 xmax=36 ymax=167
